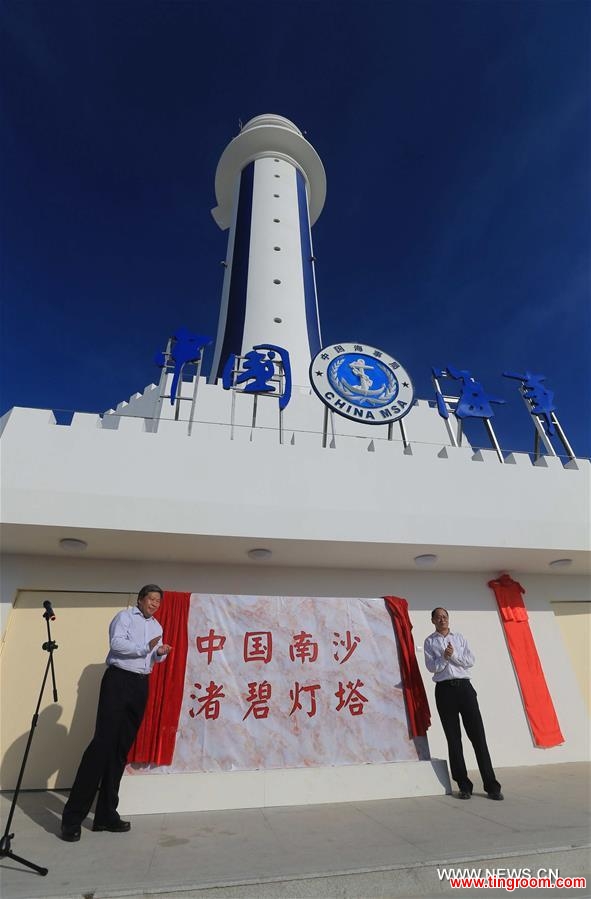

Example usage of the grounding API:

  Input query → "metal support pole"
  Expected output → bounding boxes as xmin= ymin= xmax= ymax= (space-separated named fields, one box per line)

xmin=187 ymin=354 xmax=204 ymax=436
xmin=551 ymin=414 xmax=576 ymax=462
xmin=484 ymin=419 xmax=504 ymax=463
xmin=251 ymin=394 xmax=258 ymax=435
xmin=398 ymin=419 xmax=409 ymax=449
xmin=174 ymin=363 xmax=184 ymax=421
xmin=230 ymin=388 xmax=236 ymax=441
xmin=432 ymin=377 xmax=458 ymax=447
xmin=518 ymin=389 xmax=556 ymax=458
xmin=152 ymin=336 xmax=173 ymax=431
xmin=329 ymin=409 xmax=336 ymax=448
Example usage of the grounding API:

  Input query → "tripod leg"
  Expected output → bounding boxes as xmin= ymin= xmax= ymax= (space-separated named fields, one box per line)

xmin=0 ymin=844 xmax=48 ymax=876
xmin=0 ymin=642 xmax=54 ymax=875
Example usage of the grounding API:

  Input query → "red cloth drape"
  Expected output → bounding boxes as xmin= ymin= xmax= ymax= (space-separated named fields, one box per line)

xmin=384 ymin=596 xmax=431 ymax=737
xmin=127 ymin=591 xmax=191 ymax=765
xmin=488 ymin=574 xmax=563 ymax=748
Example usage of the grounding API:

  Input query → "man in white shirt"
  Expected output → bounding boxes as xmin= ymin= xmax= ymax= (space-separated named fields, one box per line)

xmin=424 ymin=607 xmax=503 ymax=801
xmin=61 ymin=585 xmax=172 ymax=841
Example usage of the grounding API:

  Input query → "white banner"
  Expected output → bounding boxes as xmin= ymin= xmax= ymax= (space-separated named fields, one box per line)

xmin=151 ymin=594 xmax=422 ymax=773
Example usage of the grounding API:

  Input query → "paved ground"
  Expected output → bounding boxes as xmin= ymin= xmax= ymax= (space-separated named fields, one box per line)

xmin=1 ymin=763 xmax=589 ymax=899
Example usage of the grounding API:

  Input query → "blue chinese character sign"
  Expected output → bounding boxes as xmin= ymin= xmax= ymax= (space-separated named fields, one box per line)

xmin=432 ymin=366 xmax=505 ymax=420
xmin=309 ymin=343 xmax=414 ymax=424
xmin=502 ymin=371 xmax=576 ymax=462
xmin=154 ymin=327 xmax=212 ymax=406
xmin=431 ymin=365 xmax=505 ymax=462
xmin=503 ymin=371 xmax=556 ymax=436
xmin=222 ymin=344 xmax=292 ymax=411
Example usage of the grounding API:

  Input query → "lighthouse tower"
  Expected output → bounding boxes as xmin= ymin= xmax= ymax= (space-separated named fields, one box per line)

xmin=209 ymin=115 xmax=326 ymax=387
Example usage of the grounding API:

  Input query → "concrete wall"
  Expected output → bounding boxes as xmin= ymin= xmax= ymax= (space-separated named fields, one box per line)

xmin=1 ymin=398 xmax=588 ymax=558
xmin=1 ymin=555 xmax=588 ymax=781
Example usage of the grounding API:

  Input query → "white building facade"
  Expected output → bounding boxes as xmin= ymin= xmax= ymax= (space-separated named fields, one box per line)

xmin=1 ymin=116 xmax=589 ymax=815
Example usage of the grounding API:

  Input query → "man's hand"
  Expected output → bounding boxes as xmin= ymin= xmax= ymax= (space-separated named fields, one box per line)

xmin=444 ymin=642 xmax=454 ymax=659
xmin=156 ymin=644 xmax=172 ymax=657
xmin=148 ymin=636 xmax=161 ymax=651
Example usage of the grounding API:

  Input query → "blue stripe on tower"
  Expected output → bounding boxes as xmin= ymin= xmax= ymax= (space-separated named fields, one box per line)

xmin=296 ymin=169 xmax=321 ymax=359
xmin=214 ymin=162 xmax=255 ymax=381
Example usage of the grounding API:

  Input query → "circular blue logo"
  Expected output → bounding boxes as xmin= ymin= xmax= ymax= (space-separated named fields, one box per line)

xmin=309 ymin=343 xmax=414 ymax=425
xmin=327 ymin=353 xmax=398 ymax=408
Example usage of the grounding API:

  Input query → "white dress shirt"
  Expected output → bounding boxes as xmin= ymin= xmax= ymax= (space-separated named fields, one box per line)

xmin=106 ymin=606 xmax=165 ymax=674
xmin=423 ymin=630 xmax=475 ymax=682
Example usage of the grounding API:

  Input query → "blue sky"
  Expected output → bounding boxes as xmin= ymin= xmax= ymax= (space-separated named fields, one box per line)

xmin=2 ymin=0 xmax=590 ymax=458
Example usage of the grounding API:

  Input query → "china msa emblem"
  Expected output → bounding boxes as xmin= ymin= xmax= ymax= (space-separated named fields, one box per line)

xmin=309 ymin=343 xmax=414 ymax=424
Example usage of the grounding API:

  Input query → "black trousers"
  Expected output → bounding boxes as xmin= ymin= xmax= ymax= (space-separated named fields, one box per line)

xmin=62 ymin=666 xmax=148 ymax=827
xmin=435 ymin=679 xmax=501 ymax=794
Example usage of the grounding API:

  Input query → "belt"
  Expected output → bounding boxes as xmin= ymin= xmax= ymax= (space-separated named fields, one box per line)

xmin=437 ymin=678 xmax=470 ymax=687
xmin=109 ymin=665 xmax=149 ymax=678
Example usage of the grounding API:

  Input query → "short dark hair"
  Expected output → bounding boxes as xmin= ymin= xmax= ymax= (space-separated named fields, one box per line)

xmin=137 ymin=584 xmax=164 ymax=602
xmin=431 ymin=606 xmax=448 ymax=619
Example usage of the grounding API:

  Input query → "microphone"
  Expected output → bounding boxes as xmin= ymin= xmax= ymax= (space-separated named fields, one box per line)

xmin=43 ymin=600 xmax=56 ymax=620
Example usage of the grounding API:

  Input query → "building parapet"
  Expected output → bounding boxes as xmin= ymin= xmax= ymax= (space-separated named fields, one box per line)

xmin=0 ymin=401 xmax=587 ymax=472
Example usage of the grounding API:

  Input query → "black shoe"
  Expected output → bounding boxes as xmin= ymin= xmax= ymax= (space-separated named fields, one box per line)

xmin=61 ymin=823 xmax=81 ymax=842
xmin=458 ymin=790 xmax=472 ymax=800
xmin=92 ymin=818 xmax=131 ymax=832
xmin=487 ymin=791 xmax=504 ymax=801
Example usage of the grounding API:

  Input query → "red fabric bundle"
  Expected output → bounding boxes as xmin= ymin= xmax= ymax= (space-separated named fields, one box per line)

xmin=384 ymin=596 xmax=431 ymax=737
xmin=127 ymin=591 xmax=191 ymax=765
xmin=488 ymin=574 xmax=563 ymax=748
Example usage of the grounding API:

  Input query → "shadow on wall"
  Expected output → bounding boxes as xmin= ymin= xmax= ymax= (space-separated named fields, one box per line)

xmin=0 ymin=664 xmax=105 ymax=833
xmin=57 ymin=663 xmax=104 ymax=788
xmin=0 ymin=663 xmax=104 ymax=792
xmin=0 ymin=704 xmax=68 ymax=792
xmin=429 ymin=757 xmax=452 ymax=793
xmin=0 ymin=704 xmax=69 ymax=833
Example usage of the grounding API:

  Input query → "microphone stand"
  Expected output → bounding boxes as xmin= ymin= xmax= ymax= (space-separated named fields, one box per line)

xmin=0 ymin=605 xmax=58 ymax=876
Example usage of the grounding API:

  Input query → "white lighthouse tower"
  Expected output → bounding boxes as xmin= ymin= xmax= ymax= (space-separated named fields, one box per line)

xmin=209 ymin=115 xmax=326 ymax=386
